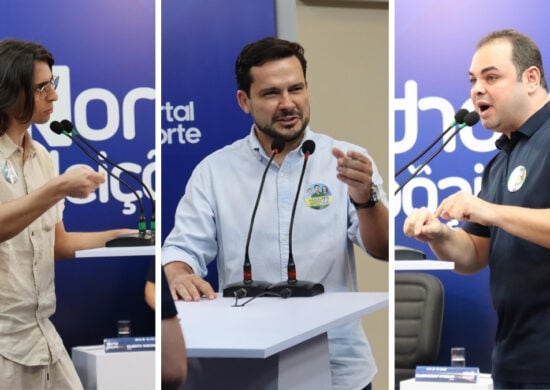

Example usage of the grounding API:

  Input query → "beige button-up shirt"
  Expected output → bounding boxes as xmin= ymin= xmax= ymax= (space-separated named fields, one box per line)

xmin=0 ymin=132 xmax=65 ymax=366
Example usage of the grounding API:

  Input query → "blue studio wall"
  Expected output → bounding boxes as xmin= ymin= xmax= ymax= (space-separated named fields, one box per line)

xmin=394 ymin=0 xmax=550 ymax=372
xmin=161 ymin=0 xmax=277 ymax=289
xmin=0 ymin=1 xmax=155 ymax=352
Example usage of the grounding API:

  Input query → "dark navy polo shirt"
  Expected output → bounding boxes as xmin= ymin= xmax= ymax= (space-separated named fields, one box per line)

xmin=462 ymin=101 xmax=550 ymax=383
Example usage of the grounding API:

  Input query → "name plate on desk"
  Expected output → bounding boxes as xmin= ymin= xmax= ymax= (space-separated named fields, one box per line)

xmin=395 ymin=260 xmax=455 ymax=271
xmin=415 ymin=366 xmax=479 ymax=383
xmin=104 ymin=336 xmax=155 ymax=353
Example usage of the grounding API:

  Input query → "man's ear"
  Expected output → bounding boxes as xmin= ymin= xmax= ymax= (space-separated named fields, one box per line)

xmin=236 ymin=90 xmax=251 ymax=114
xmin=524 ymin=65 xmax=542 ymax=93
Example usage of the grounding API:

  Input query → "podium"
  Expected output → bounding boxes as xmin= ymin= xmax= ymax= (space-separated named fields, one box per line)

xmin=178 ymin=292 xmax=388 ymax=389
xmin=72 ymin=346 xmax=155 ymax=390
xmin=71 ymin=246 xmax=155 ymax=389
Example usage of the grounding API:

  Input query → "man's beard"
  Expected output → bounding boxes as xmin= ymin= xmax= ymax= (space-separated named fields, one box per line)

xmin=255 ymin=110 xmax=310 ymax=143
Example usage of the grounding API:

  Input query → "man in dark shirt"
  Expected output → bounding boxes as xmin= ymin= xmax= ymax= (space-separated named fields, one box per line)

xmin=404 ymin=29 xmax=550 ymax=389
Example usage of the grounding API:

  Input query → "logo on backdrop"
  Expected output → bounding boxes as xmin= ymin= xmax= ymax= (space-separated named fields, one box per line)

xmin=161 ymin=100 xmax=203 ymax=145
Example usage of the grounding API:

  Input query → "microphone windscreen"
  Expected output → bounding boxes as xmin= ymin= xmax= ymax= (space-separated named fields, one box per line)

xmin=464 ymin=111 xmax=480 ymax=126
xmin=271 ymin=137 xmax=285 ymax=153
xmin=49 ymin=121 xmax=64 ymax=134
xmin=61 ymin=119 xmax=74 ymax=133
xmin=454 ymin=108 xmax=469 ymax=124
xmin=301 ymin=140 xmax=316 ymax=155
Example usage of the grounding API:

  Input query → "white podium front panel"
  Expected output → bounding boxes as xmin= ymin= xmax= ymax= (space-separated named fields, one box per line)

xmin=72 ymin=345 xmax=155 ymax=390
xmin=178 ymin=292 xmax=388 ymax=389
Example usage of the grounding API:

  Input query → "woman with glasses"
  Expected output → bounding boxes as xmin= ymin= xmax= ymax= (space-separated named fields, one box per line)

xmin=0 ymin=39 xmax=134 ymax=389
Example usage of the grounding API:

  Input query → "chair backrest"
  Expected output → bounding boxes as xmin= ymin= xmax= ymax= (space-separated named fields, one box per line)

xmin=395 ymin=272 xmax=444 ymax=386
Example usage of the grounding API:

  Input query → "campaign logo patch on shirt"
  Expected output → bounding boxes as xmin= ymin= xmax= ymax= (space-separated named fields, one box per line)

xmin=304 ymin=183 xmax=332 ymax=210
xmin=2 ymin=159 xmax=18 ymax=184
xmin=507 ymin=165 xmax=527 ymax=192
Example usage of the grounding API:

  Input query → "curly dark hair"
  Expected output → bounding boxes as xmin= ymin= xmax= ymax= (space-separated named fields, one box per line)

xmin=0 ymin=39 xmax=54 ymax=136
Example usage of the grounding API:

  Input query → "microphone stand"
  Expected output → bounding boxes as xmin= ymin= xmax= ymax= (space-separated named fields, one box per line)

xmin=50 ymin=121 xmax=153 ymax=246
xmin=395 ymin=111 xmax=480 ymax=195
xmin=395 ymin=108 xmax=469 ymax=177
xmin=223 ymin=138 xmax=285 ymax=298
xmin=268 ymin=140 xmax=324 ymax=297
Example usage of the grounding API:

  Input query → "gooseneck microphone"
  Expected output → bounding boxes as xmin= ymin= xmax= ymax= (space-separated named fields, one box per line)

xmin=49 ymin=121 xmax=154 ymax=246
xmin=268 ymin=140 xmax=324 ymax=297
xmin=395 ymin=111 xmax=480 ymax=195
xmin=222 ymin=137 xmax=285 ymax=298
xmin=395 ymin=108 xmax=469 ymax=177
xmin=60 ymin=120 xmax=156 ymax=239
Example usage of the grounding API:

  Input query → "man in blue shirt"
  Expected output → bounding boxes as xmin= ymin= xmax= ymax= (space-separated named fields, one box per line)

xmin=163 ymin=37 xmax=389 ymax=390
xmin=404 ymin=30 xmax=550 ymax=389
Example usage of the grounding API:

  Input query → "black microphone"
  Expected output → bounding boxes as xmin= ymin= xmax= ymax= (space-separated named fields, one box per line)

xmin=60 ymin=120 xmax=156 ymax=240
xmin=222 ymin=137 xmax=285 ymax=298
xmin=49 ymin=121 xmax=154 ymax=247
xmin=395 ymin=108 xmax=469 ymax=177
xmin=395 ymin=111 xmax=480 ymax=195
xmin=267 ymin=140 xmax=324 ymax=297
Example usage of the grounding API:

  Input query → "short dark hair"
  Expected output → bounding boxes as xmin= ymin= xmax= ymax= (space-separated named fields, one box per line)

xmin=235 ymin=37 xmax=307 ymax=96
xmin=477 ymin=29 xmax=547 ymax=91
xmin=0 ymin=39 xmax=54 ymax=136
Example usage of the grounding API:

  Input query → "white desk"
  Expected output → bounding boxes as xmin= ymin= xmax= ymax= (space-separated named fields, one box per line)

xmin=395 ymin=260 xmax=455 ymax=271
xmin=72 ymin=345 xmax=155 ymax=390
xmin=401 ymin=373 xmax=493 ymax=389
xmin=178 ymin=292 xmax=388 ymax=389
xmin=75 ymin=246 xmax=154 ymax=258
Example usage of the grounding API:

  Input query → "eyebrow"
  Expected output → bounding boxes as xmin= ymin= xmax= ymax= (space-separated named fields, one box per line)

xmin=34 ymin=75 xmax=53 ymax=88
xmin=469 ymin=66 xmax=499 ymax=77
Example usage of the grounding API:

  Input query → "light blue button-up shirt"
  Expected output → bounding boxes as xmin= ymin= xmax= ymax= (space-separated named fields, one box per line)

xmin=162 ymin=126 xmax=387 ymax=389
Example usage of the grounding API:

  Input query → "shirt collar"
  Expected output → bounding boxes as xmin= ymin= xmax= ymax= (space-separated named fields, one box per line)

xmin=0 ymin=131 xmax=38 ymax=160
xmin=496 ymin=101 xmax=550 ymax=154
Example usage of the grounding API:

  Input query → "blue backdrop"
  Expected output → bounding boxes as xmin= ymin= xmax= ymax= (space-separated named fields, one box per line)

xmin=394 ymin=0 xmax=550 ymax=372
xmin=0 ymin=1 xmax=155 ymax=352
xmin=161 ymin=0 xmax=277 ymax=289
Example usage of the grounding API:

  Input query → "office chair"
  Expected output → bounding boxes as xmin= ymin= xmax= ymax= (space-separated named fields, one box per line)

xmin=395 ymin=272 xmax=444 ymax=388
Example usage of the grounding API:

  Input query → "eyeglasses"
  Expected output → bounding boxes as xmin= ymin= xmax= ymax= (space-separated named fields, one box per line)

xmin=35 ymin=75 xmax=59 ymax=99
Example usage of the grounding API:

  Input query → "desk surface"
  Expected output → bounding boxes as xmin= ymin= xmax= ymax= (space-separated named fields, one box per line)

xmin=75 ymin=246 xmax=154 ymax=258
xmin=395 ymin=260 xmax=455 ymax=271
xmin=177 ymin=291 xmax=388 ymax=359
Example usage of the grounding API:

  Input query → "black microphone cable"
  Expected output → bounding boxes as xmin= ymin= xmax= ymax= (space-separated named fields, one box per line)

xmin=232 ymin=288 xmax=290 ymax=307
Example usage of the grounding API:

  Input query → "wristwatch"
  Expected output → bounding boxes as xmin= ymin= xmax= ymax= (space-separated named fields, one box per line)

xmin=350 ymin=184 xmax=379 ymax=209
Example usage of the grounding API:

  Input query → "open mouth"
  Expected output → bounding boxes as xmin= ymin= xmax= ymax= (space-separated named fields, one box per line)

xmin=477 ymin=102 xmax=491 ymax=115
